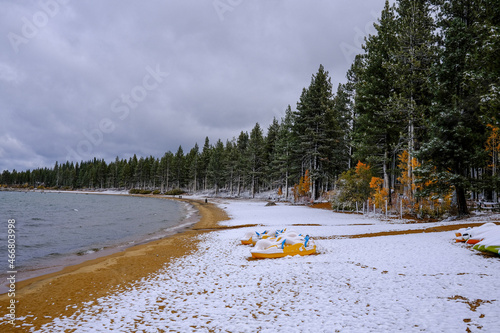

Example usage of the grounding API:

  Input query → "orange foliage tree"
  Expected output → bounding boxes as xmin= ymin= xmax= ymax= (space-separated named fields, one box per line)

xmin=331 ymin=161 xmax=374 ymax=209
xmin=486 ymin=124 xmax=500 ymax=175
xmin=369 ymin=177 xmax=388 ymax=209
xmin=293 ymin=169 xmax=311 ymax=201
xmin=397 ymin=150 xmax=419 ymax=199
xmin=400 ymin=149 xmax=454 ymax=217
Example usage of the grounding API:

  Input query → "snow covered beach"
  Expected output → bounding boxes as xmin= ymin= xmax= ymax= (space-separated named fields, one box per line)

xmin=3 ymin=198 xmax=500 ymax=332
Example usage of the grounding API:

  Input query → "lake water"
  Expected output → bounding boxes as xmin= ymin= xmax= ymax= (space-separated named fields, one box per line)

xmin=0 ymin=191 xmax=196 ymax=291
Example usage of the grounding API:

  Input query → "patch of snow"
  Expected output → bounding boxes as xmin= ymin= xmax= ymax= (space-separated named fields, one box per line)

xmin=30 ymin=199 xmax=499 ymax=332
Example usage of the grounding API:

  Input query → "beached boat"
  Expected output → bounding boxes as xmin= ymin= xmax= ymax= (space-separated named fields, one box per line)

xmin=455 ymin=223 xmax=500 ymax=255
xmin=473 ymin=243 xmax=500 ymax=254
xmin=240 ymin=230 xmax=273 ymax=245
xmin=472 ymin=231 xmax=500 ymax=255
xmin=240 ymin=229 xmax=288 ymax=245
xmin=455 ymin=223 xmax=497 ymax=244
xmin=250 ymin=231 xmax=316 ymax=259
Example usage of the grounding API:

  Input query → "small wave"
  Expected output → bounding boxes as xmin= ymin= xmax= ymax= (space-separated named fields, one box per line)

xmin=22 ymin=243 xmax=45 ymax=249
xmin=31 ymin=217 xmax=45 ymax=221
xmin=76 ymin=248 xmax=103 ymax=256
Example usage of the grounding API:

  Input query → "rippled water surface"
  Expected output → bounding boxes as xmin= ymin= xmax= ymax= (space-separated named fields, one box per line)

xmin=0 ymin=191 xmax=190 ymax=280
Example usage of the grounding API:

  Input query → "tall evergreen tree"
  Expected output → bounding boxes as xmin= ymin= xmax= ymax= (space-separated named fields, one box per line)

xmin=389 ymin=0 xmax=436 ymax=198
xmin=417 ymin=0 xmax=489 ymax=215
xmin=208 ymin=139 xmax=226 ymax=195
xmin=353 ymin=1 xmax=401 ymax=199
xmin=159 ymin=152 xmax=173 ymax=192
xmin=172 ymin=146 xmax=185 ymax=189
xmin=248 ymin=123 xmax=265 ymax=198
xmin=200 ymin=137 xmax=212 ymax=191
xmin=294 ymin=64 xmax=338 ymax=199
xmin=225 ymin=139 xmax=239 ymax=196
xmin=264 ymin=117 xmax=280 ymax=191
xmin=186 ymin=143 xmax=200 ymax=192
xmin=236 ymin=131 xmax=250 ymax=196
xmin=273 ymin=106 xmax=296 ymax=199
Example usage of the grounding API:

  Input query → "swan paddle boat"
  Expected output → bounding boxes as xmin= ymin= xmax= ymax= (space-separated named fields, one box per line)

xmin=240 ymin=230 xmax=273 ymax=245
xmin=250 ymin=230 xmax=316 ymax=259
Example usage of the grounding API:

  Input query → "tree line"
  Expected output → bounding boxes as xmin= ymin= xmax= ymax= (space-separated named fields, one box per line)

xmin=2 ymin=0 xmax=499 ymax=216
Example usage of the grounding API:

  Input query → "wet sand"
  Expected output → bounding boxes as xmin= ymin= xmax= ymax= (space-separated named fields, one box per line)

xmin=0 ymin=197 xmax=229 ymax=332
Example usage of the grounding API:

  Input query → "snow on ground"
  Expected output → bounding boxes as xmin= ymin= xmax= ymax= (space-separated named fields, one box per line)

xmin=32 ymin=200 xmax=499 ymax=332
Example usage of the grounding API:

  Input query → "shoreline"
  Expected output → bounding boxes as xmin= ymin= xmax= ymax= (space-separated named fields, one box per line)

xmin=0 ymin=191 xmax=199 ymax=294
xmin=0 ymin=197 xmax=229 ymax=331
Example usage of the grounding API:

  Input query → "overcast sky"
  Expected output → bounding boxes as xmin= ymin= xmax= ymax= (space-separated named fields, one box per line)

xmin=0 ymin=0 xmax=391 ymax=172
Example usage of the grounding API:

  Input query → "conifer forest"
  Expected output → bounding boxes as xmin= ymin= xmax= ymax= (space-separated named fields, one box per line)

xmin=2 ymin=0 xmax=499 ymax=217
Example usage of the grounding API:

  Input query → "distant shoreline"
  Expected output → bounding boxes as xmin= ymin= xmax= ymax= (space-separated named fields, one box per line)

xmin=0 ymin=190 xmax=199 ymax=294
xmin=0 ymin=194 xmax=229 ymax=331
xmin=0 ymin=190 xmax=204 ymax=286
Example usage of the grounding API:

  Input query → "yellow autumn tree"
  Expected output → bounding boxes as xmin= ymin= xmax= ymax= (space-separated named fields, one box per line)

xmin=397 ymin=150 xmax=422 ymax=212
xmin=293 ymin=169 xmax=311 ymax=201
xmin=398 ymin=150 xmax=453 ymax=218
xmin=397 ymin=150 xmax=420 ymax=197
xmin=486 ymin=124 xmax=500 ymax=175
xmin=369 ymin=177 xmax=388 ymax=209
xmin=300 ymin=169 xmax=311 ymax=195
xmin=331 ymin=161 xmax=374 ymax=210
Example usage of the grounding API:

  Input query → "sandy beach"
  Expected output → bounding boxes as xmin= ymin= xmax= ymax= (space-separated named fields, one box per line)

xmin=1 ymin=197 xmax=499 ymax=332
xmin=0 ymin=198 xmax=229 ymax=332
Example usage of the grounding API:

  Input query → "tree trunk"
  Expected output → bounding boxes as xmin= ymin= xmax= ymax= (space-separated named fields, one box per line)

xmin=456 ymin=186 xmax=469 ymax=216
xmin=230 ymin=168 xmax=233 ymax=196
xmin=285 ymin=170 xmax=289 ymax=199
xmin=251 ymin=168 xmax=255 ymax=199
xmin=237 ymin=174 xmax=241 ymax=197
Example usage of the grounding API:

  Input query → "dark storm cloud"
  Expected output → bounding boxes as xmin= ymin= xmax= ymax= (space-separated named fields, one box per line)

xmin=0 ymin=0 xmax=390 ymax=171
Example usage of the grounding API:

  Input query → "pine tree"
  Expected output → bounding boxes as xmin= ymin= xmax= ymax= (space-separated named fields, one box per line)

xmin=417 ymin=0 xmax=489 ymax=215
xmin=200 ymin=137 xmax=212 ymax=191
xmin=186 ymin=143 xmax=200 ymax=192
xmin=208 ymin=139 xmax=226 ymax=195
xmin=236 ymin=131 xmax=250 ymax=196
xmin=248 ymin=123 xmax=265 ymax=198
xmin=352 ymin=1 xmax=400 ymax=201
xmin=273 ymin=106 xmax=296 ymax=199
xmin=172 ymin=146 xmax=185 ymax=189
xmin=389 ymin=0 xmax=436 ymax=199
xmin=294 ymin=64 xmax=339 ymax=199
xmin=473 ymin=0 xmax=500 ymax=201
xmin=159 ymin=152 xmax=173 ymax=192
xmin=264 ymin=117 xmax=280 ymax=191
xmin=225 ymin=139 xmax=239 ymax=196
xmin=333 ymin=84 xmax=353 ymax=174
xmin=344 ymin=55 xmax=364 ymax=170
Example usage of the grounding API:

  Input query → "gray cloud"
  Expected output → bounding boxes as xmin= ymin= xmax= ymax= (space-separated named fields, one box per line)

xmin=0 ymin=0 xmax=390 ymax=171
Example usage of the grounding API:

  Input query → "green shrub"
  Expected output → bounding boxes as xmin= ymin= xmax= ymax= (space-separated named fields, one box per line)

xmin=165 ymin=188 xmax=185 ymax=195
xmin=129 ymin=188 xmax=152 ymax=194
